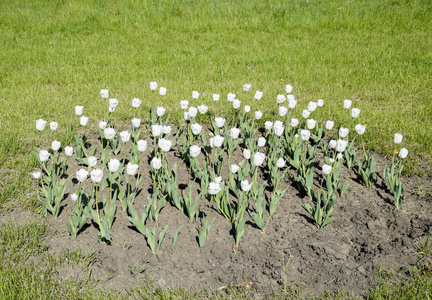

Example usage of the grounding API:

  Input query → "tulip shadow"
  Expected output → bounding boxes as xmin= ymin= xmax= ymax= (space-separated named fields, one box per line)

xmin=376 ymin=190 xmax=394 ymax=206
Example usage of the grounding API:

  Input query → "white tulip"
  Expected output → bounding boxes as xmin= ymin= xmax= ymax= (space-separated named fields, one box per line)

xmin=36 ymin=119 xmax=47 ymax=131
xmin=191 ymin=123 xmax=203 ymax=135
xmin=188 ymin=106 xmax=198 ymax=118
xmin=325 ymin=120 xmax=334 ymax=130
xmin=394 ymin=133 xmax=403 ymax=144
xmin=276 ymin=94 xmax=286 ymax=104
xmin=351 ymin=108 xmax=361 ymax=118
xmin=274 ymin=122 xmax=284 ymax=136
xmin=180 ymin=100 xmax=189 ymax=110
xmin=192 ymin=91 xmax=199 ymax=99
xmin=159 ymin=87 xmax=167 ymax=96
xmin=158 ymin=138 xmax=172 ymax=152
xmin=76 ymin=169 xmax=89 ymax=182
xmin=99 ymin=121 xmax=107 ymax=130
xmin=243 ymin=83 xmax=251 ymax=91
xmin=291 ymin=118 xmax=299 ymax=127
xmin=213 ymin=94 xmax=220 ymax=101
xmin=152 ymin=124 xmax=163 ymax=137
xmin=254 ymin=91 xmax=263 ymax=100
xmin=339 ymin=127 xmax=349 ymax=138
xmin=88 ymin=156 xmax=97 ymax=167
xmin=75 ymin=105 xmax=83 ymax=116
xmin=50 ymin=122 xmax=58 ymax=131
xmin=230 ymin=127 xmax=240 ymax=139
xmin=300 ymin=129 xmax=311 ymax=141
xmin=151 ymin=157 xmax=162 ymax=170
xmin=209 ymin=135 xmax=224 ymax=148
xmin=227 ymin=93 xmax=236 ymax=102
xmin=214 ymin=176 xmax=222 ymax=184
xmin=104 ymin=128 xmax=116 ymax=140
xmin=279 ymin=106 xmax=288 ymax=117
xmin=244 ymin=105 xmax=251 ymax=113
xmin=208 ymin=182 xmax=222 ymax=195
xmin=127 ymin=162 xmax=139 ymax=175
xmin=80 ymin=116 xmax=89 ymax=126
xmin=302 ymin=110 xmax=311 ymax=119
xmin=232 ymin=99 xmax=241 ymax=109
xmin=241 ymin=179 xmax=253 ymax=192
xmin=90 ymin=169 xmax=103 ymax=183
xmin=189 ymin=145 xmax=201 ymax=158
xmin=265 ymin=121 xmax=273 ymax=131
xmin=108 ymin=159 xmax=120 ymax=173
xmin=198 ymin=104 xmax=208 ymax=114
xmin=230 ymin=164 xmax=240 ymax=174
xmin=329 ymin=140 xmax=337 ymax=149
xmin=51 ymin=140 xmax=61 ymax=151
xmin=257 ymin=137 xmax=266 ymax=147
xmin=322 ymin=164 xmax=332 ymax=175
xmin=329 ymin=158 xmax=335 ymax=163
xmin=215 ymin=117 xmax=225 ymax=128
xmin=343 ymin=99 xmax=352 ymax=109
xmin=32 ymin=171 xmax=41 ymax=179
xmin=336 ymin=139 xmax=348 ymax=152
xmin=100 ymin=89 xmax=109 ymax=99
xmin=254 ymin=111 xmax=263 ymax=120
xmin=149 ymin=82 xmax=158 ymax=90
xmin=65 ymin=146 xmax=73 ymax=157
xmin=184 ymin=111 xmax=190 ymax=120
xmin=277 ymin=158 xmax=286 ymax=168
xmin=306 ymin=119 xmax=317 ymax=130
xmin=288 ymin=98 xmax=297 ymax=109
xmin=399 ymin=148 xmax=408 ymax=159
xmin=354 ymin=124 xmax=366 ymax=135
xmin=131 ymin=98 xmax=141 ymax=108
xmin=163 ymin=125 xmax=172 ymax=134
xmin=243 ymin=149 xmax=251 ymax=159
xmin=137 ymin=140 xmax=147 ymax=152
xmin=131 ymin=118 xmax=141 ymax=128
xmin=156 ymin=106 xmax=166 ymax=117
xmin=337 ymin=152 xmax=344 ymax=160
xmin=109 ymin=106 xmax=115 ymax=113
xmin=109 ymin=98 xmax=118 ymax=109
xmin=253 ymin=152 xmax=266 ymax=167
xmin=285 ymin=84 xmax=293 ymax=94
xmin=119 ymin=131 xmax=131 ymax=142
xmin=317 ymin=99 xmax=324 ymax=107
xmin=71 ymin=193 xmax=78 ymax=201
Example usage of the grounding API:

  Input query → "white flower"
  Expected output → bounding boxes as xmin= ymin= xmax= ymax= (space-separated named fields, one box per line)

xmin=76 ymin=169 xmax=89 ymax=182
xmin=65 ymin=146 xmax=73 ymax=157
xmin=394 ymin=133 xmax=403 ymax=144
xmin=329 ymin=158 xmax=335 ymax=163
xmin=90 ymin=169 xmax=103 ymax=183
xmin=257 ymin=137 xmax=266 ymax=147
xmin=306 ymin=119 xmax=317 ymax=130
xmin=286 ymin=99 xmax=296 ymax=110
xmin=243 ymin=149 xmax=251 ymax=159
xmin=317 ymin=99 xmax=324 ymax=107
xmin=119 ymin=131 xmax=131 ymax=142
xmin=337 ymin=152 xmax=344 ymax=160
xmin=285 ymin=84 xmax=293 ymax=94
xmin=159 ymin=87 xmax=167 ymax=96
xmin=325 ymin=120 xmax=334 ymax=130
xmin=399 ymin=148 xmax=408 ymax=159
xmin=149 ymin=82 xmax=158 ymax=90
xmin=230 ymin=127 xmax=240 ymax=139
xmin=131 ymin=118 xmax=141 ymax=128
xmin=336 ymin=139 xmax=348 ymax=152
xmin=308 ymin=102 xmax=318 ymax=112
xmin=108 ymin=159 xmax=120 ymax=173
xmin=198 ymin=104 xmax=208 ymax=114
xmin=214 ymin=176 xmax=222 ymax=184
xmin=36 ymin=119 xmax=47 ymax=131
xmin=71 ymin=193 xmax=78 ymax=201
xmin=163 ymin=125 xmax=171 ymax=134
xmin=215 ymin=117 xmax=225 ymax=128
xmin=354 ymin=124 xmax=366 ymax=135
xmin=151 ymin=157 xmax=162 ymax=170
xmin=51 ymin=140 xmax=61 ymax=151
xmin=50 ymin=122 xmax=58 ymax=131
xmin=80 ymin=116 xmax=89 ymax=126
xmin=213 ymin=94 xmax=220 ymax=101
xmin=99 ymin=121 xmax=107 ymax=129
xmin=277 ymin=158 xmax=286 ymax=168
xmin=32 ymin=171 xmax=41 ymax=179
xmin=156 ymin=106 xmax=166 ymax=117
xmin=291 ymin=118 xmax=299 ymax=127
xmin=208 ymin=182 xmax=222 ymax=195
xmin=184 ymin=111 xmax=190 ymax=120
xmin=230 ymin=164 xmax=240 ymax=174
xmin=188 ymin=106 xmax=198 ymax=118
xmin=104 ymin=128 xmax=116 ymax=140
xmin=243 ymin=83 xmax=251 ymax=91
xmin=351 ymin=108 xmax=361 ymax=118
xmin=232 ymin=99 xmax=241 ymax=109
xmin=227 ymin=93 xmax=236 ymax=102
xmin=75 ymin=105 xmax=83 ymax=116
xmin=109 ymin=106 xmax=115 ymax=113
xmin=273 ymin=121 xmax=284 ymax=136
xmin=131 ymin=98 xmax=142 ymax=108
xmin=254 ymin=91 xmax=263 ymax=100
xmin=209 ymin=135 xmax=224 ymax=148
xmin=279 ymin=106 xmax=288 ymax=117
xmin=302 ymin=109 xmax=311 ymax=119
xmin=343 ymin=99 xmax=352 ymax=109
xmin=339 ymin=127 xmax=349 ymax=138
xmin=300 ymin=129 xmax=311 ymax=141
xmin=329 ymin=140 xmax=337 ymax=149
xmin=322 ymin=164 xmax=332 ymax=175
xmin=253 ymin=152 xmax=266 ymax=167
xmin=158 ymin=138 xmax=172 ymax=152
xmin=189 ymin=145 xmax=201 ymax=158
xmin=244 ymin=105 xmax=251 ymax=113
xmin=88 ymin=156 xmax=97 ymax=167
xmin=127 ymin=162 xmax=139 ymax=175
xmin=137 ymin=140 xmax=147 ymax=152
xmin=180 ymin=100 xmax=189 ymax=110
xmin=192 ymin=91 xmax=200 ymax=99
xmin=265 ymin=121 xmax=273 ymax=131
xmin=241 ymin=179 xmax=253 ymax=192
xmin=191 ymin=123 xmax=203 ymax=135
xmin=276 ymin=94 xmax=286 ymax=104
xmin=100 ymin=89 xmax=109 ymax=99
xmin=152 ymin=124 xmax=164 ymax=137
xmin=254 ymin=111 xmax=263 ymax=120
xmin=109 ymin=98 xmax=118 ymax=109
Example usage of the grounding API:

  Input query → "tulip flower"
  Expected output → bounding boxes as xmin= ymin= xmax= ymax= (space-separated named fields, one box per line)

xmin=241 ymin=179 xmax=253 ymax=192
xmin=302 ymin=110 xmax=311 ymax=119
xmin=257 ymin=137 xmax=266 ymax=147
xmin=99 ymin=121 xmax=107 ymax=129
xmin=354 ymin=124 xmax=366 ymax=135
xmin=131 ymin=98 xmax=141 ymax=108
xmin=80 ymin=116 xmax=89 ymax=126
xmin=214 ymin=117 xmax=225 ymax=128
xmin=208 ymin=182 xmax=222 ymax=195
xmin=75 ymin=105 xmax=83 ymax=116
xmin=213 ymin=94 xmax=220 ymax=101
xmin=119 ymin=131 xmax=131 ymax=142
xmin=191 ymin=123 xmax=203 ymax=135
xmin=104 ymin=128 xmax=116 ymax=140
xmin=184 ymin=111 xmax=190 ymax=120
xmin=198 ymin=104 xmax=208 ymax=114
xmin=232 ymin=99 xmax=241 ymax=109
xmin=325 ymin=120 xmax=334 ymax=130
xmin=335 ymin=139 xmax=348 ymax=152
xmin=307 ymin=102 xmax=317 ymax=112
xmin=276 ymin=94 xmax=286 ymax=104
xmin=227 ymin=93 xmax=236 ymax=102
xmin=279 ymin=106 xmax=288 ymax=117
xmin=394 ymin=133 xmax=403 ymax=144
xmin=158 ymin=138 xmax=172 ymax=152
xmin=180 ymin=100 xmax=189 ymax=110
xmin=188 ymin=106 xmax=198 ymax=118
xmin=254 ymin=91 xmax=263 ymax=100
xmin=317 ymin=99 xmax=324 ymax=107
xmin=131 ymin=118 xmax=141 ymax=128
xmin=214 ymin=176 xmax=222 ymax=184
xmin=90 ymin=169 xmax=103 ymax=183
xmin=285 ymin=84 xmax=293 ymax=94
xmin=163 ymin=125 xmax=172 ymax=134
xmin=244 ymin=105 xmax=251 ymax=113
xmin=254 ymin=111 xmax=263 ymax=120
xmin=253 ymin=152 xmax=266 ymax=167
xmin=108 ymin=159 xmax=120 ymax=173
xmin=71 ymin=193 xmax=78 ymax=201
xmin=36 ymin=119 xmax=47 ymax=131
xmin=230 ymin=127 xmax=240 ymax=139
xmin=209 ymin=135 xmax=224 ymax=148
xmin=322 ymin=164 xmax=332 ymax=175
xmin=159 ymin=87 xmax=167 ymax=96
xmin=109 ymin=98 xmax=118 ymax=109
xmin=189 ymin=145 xmax=201 ymax=158
xmin=65 ymin=146 xmax=74 ymax=157
xmin=277 ymin=158 xmax=286 ymax=168
xmin=243 ymin=149 xmax=251 ymax=159
xmin=127 ymin=162 xmax=139 ymax=175
xmin=265 ymin=121 xmax=273 ymax=131
xmin=76 ymin=169 xmax=89 ymax=182
xmin=51 ymin=140 xmax=61 ymax=151
xmin=291 ymin=118 xmax=299 ymax=127
xmin=151 ymin=157 xmax=162 ymax=170
xmin=288 ymin=98 xmax=297 ymax=109
xmin=88 ymin=156 xmax=97 ymax=167
xmin=329 ymin=140 xmax=337 ymax=149
xmin=300 ymin=129 xmax=311 ymax=141
xmin=50 ymin=122 xmax=58 ymax=131
xmin=149 ymin=82 xmax=158 ymax=90
xmin=339 ymin=127 xmax=349 ymax=138
xmin=273 ymin=121 xmax=284 ymax=136
xmin=399 ymin=148 xmax=408 ymax=159
xmin=100 ymin=89 xmax=109 ymax=99
xmin=343 ymin=99 xmax=352 ymax=109
xmin=152 ymin=125 xmax=163 ymax=137
xmin=230 ymin=164 xmax=240 ymax=173
xmin=243 ymin=83 xmax=251 ymax=91
xmin=39 ymin=150 xmax=50 ymax=162
xmin=306 ymin=119 xmax=317 ymax=130
xmin=137 ymin=140 xmax=147 ymax=152
xmin=32 ymin=171 xmax=41 ymax=179
xmin=192 ymin=91 xmax=199 ymax=99
xmin=351 ymin=108 xmax=361 ymax=118
xmin=156 ymin=106 xmax=166 ymax=117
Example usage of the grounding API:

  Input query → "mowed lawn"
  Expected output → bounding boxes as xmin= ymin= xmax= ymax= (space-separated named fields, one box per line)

xmin=0 ymin=0 xmax=431 ymax=298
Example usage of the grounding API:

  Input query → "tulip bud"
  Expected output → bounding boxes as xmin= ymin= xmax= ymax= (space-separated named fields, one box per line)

xmin=277 ymin=158 xmax=286 ymax=168
xmin=159 ymin=87 xmax=167 ymax=96
xmin=188 ymin=106 xmax=198 ymax=118
xmin=243 ymin=149 xmax=251 ymax=159
xmin=244 ymin=105 xmax=251 ymax=113
xmin=191 ymin=123 xmax=203 ymax=135
xmin=151 ymin=157 xmax=162 ymax=170
xmin=307 ymin=102 xmax=317 ymax=112
xmin=254 ymin=111 xmax=263 ymax=120
xmin=322 ymin=164 xmax=332 ymax=175
xmin=230 ymin=164 xmax=240 ymax=174
xmin=50 ymin=122 xmax=58 ymax=131
xmin=241 ymin=179 xmax=253 ymax=192
xmin=243 ymin=83 xmax=251 ymax=91
xmin=127 ymin=162 xmax=139 ymax=175
xmin=208 ymin=182 xmax=222 ymax=195
xmin=36 ymin=119 xmax=47 ymax=131
xmin=394 ymin=133 xmax=403 ymax=144
xmin=104 ymin=128 xmax=116 ymax=140
xmin=325 ymin=120 xmax=334 ymax=130
xmin=156 ymin=106 xmax=166 ymax=117
xmin=306 ymin=119 xmax=317 ymax=130
xmin=279 ymin=106 xmax=288 ymax=117
xmin=80 ymin=116 xmax=89 ymax=126
xmin=51 ymin=140 xmax=61 ymax=151
xmin=227 ymin=93 xmax=236 ymax=102
xmin=39 ymin=150 xmax=50 ymax=162
xmin=108 ymin=159 xmax=120 ymax=173
xmin=180 ymin=100 xmax=189 ymax=110
xmin=343 ymin=99 xmax=352 ymax=109
xmin=75 ymin=105 xmax=83 ymax=116
xmin=339 ymin=127 xmax=349 ymax=138
xmin=254 ymin=91 xmax=263 ymax=100
xmin=232 ymin=99 xmax=241 ymax=109
xmin=276 ymin=94 xmax=286 ymax=104
xmin=291 ymin=118 xmax=299 ymax=127
xmin=32 ymin=171 xmax=41 ymax=179
xmin=317 ymin=99 xmax=324 ymax=107
xmin=300 ymin=130 xmax=311 ymax=141
xmin=230 ymin=128 xmax=240 ymax=139
xmin=257 ymin=137 xmax=266 ymax=147
xmin=131 ymin=118 xmax=141 ymax=128
xmin=119 ymin=131 xmax=131 ymax=143
xmin=214 ymin=117 xmax=225 ymax=128
xmin=265 ymin=121 xmax=273 ymax=131
xmin=189 ymin=145 xmax=201 ymax=158
xmin=88 ymin=156 xmax=97 ymax=167
xmin=65 ymin=146 xmax=74 ymax=157
xmin=285 ymin=84 xmax=293 ymax=94
xmin=192 ymin=91 xmax=199 ymax=99
xmin=131 ymin=98 xmax=141 ymax=108
xmin=90 ymin=169 xmax=103 ymax=183
xmin=351 ymin=108 xmax=361 ymax=118
xmin=399 ymin=148 xmax=408 ymax=159
xmin=198 ymin=104 xmax=208 ymax=114
xmin=99 ymin=121 xmax=107 ymax=130
xmin=213 ymin=94 xmax=220 ymax=101
xmin=149 ymin=82 xmax=158 ymax=90
xmin=302 ymin=110 xmax=311 ymax=119
xmin=100 ymin=89 xmax=109 ymax=99
xmin=253 ymin=152 xmax=266 ymax=167
xmin=137 ymin=140 xmax=147 ymax=152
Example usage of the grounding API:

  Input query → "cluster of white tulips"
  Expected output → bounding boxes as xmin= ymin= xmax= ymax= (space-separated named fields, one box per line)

xmin=32 ymin=82 xmax=409 ymax=250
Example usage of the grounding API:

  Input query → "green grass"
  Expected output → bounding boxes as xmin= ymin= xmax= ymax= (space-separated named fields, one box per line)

xmin=0 ymin=0 xmax=431 ymax=298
